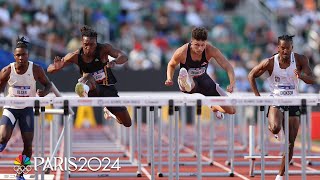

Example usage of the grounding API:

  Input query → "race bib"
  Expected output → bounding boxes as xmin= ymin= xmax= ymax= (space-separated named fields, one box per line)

xmin=188 ymin=67 xmax=206 ymax=77
xmin=12 ymin=86 xmax=31 ymax=97
xmin=91 ymin=69 xmax=106 ymax=82
xmin=275 ymin=84 xmax=295 ymax=96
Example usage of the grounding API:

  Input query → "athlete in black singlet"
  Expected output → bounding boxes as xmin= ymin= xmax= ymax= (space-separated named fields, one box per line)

xmin=47 ymin=25 xmax=131 ymax=127
xmin=165 ymin=27 xmax=236 ymax=115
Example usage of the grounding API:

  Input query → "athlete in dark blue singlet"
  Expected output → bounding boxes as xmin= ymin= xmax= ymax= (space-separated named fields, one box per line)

xmin=165 ymin=27 xmax=236 ymax=115
xmin=48 ymin=26 xmax=132 ymax=127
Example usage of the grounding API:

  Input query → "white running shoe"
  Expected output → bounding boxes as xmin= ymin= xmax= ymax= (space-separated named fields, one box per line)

xmin=215 ymin=111 xmax=224 ymax=120
xmin=75 ymin=83 xmax=89 ymax=97
xmin=178 ymin=68 xmax=193 ymax=92
xmin=103 ymin=107 xmax=122 ymax=124
xmin=275 ymin=175 xmax=283 ymax=180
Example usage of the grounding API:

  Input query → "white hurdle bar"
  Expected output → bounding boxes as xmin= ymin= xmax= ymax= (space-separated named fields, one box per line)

xmin=0 ymin=94 xmax=319 ymax=179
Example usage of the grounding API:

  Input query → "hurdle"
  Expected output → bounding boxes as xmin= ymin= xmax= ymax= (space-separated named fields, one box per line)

xmin=243 ymin=98 xmax=320 ymax=179
xmin=1 ymin=94 xmax=320 ymax=179
xmin=64 ymin=103 xmax=144 ymax=179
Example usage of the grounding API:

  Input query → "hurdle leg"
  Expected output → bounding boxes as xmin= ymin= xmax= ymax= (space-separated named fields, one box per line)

xmin=136 ymin=106 xmax=142 ymax=177
xmin=209 ymin=111 xmax=214 ymax=164
xmin=284 ymin=107 xmax=289 ymax=180
xmin=260 ymin=106 xmax=265 ymax=180
xmin=175 ymin=106 xmax=180 ymax=180
xmin=306 ymin=105 xmax=312 ymax=165
xmin=34 ymin=100 xmax=40 ymax=180
xmin=196 ymin=100 xmax=202 ymax=180
xmin=157 ymin=106 xmax=163 ymax=177
xmin=249 ymin=110 xmax=256 ymax=177
xmin=230 ymin=114 xmax=234 ymax=176
xmin=40 ymin=107 xmax=45 ymax=180
xmin=301 ymin=100 xmax=307 ymax=179
xmin=63 ymin=100 xmax=70 ymax=180
xmin=149 ymin=106 xmax=155 ymax=180
xmin=226 ymin=115 xmax=231 ymax=166
xmin=168 ymin=100 xmax=174 ymax=180
xmin=181 ymin=105 xmax=186 ymax=147
xmin=129 ymin=106 xmax=135 ymax=163
xmin=147 ymin=108 xmax=151 ymax=165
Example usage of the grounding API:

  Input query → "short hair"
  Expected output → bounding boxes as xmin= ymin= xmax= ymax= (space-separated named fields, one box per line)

xmin=80 ymin=25 xmax=97 ymax=38
xmin=278 ymin=35 xmax=294 ymax=44
xmin=191 ymin=27 xmax=208 ymax=41
xmin=15 ymin=36 xmax=29 ymax=49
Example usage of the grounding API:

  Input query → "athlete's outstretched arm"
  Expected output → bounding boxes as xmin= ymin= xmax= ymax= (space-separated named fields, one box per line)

xmin=34 ymin=65 xmax=52 ymax=97
xmin=295 ymin=55 xmax=315 ymax=84
xmin=0 ymin=65 xmax=11 ymax=92
xmin=209 ymin=46 xmax=235 ymax=92
xmin=165 ymin=46 xmax=184 ymax=86
xmin=248 ymin=59 xmax=271 ymax=96
xmin=104 ymin=44 xmax=128 ymax=68
xmin=47 ymin=52 xmax=78 ymax=73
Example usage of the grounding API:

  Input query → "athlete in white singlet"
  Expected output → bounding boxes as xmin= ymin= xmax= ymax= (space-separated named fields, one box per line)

xmin=0 ymin=37 xmax=52 ymax=180
xmin=248 ymin=35 xmax=315 ymax=180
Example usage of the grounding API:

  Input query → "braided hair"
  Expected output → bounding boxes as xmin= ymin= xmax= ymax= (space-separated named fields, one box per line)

xmin=278 ymin=35 xmax=294 ymax=44
xmin=15 ymin=36 xmax=29 ymax=49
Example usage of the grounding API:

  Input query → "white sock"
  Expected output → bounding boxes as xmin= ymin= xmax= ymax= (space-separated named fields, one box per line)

xmin=275 ymin=174 xmax=283 ymax=180
xmin=83 ymin=84 xmax=89 ymax=94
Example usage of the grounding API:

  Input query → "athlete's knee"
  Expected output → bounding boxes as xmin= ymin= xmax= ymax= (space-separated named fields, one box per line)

xmin=229 ymin=107 xmax=236 ymax=114
xmin=122 ymin=119 xmax=132 ymax=127
xmin=268 ymin=123 xmax=281 ymax=134
xmin=0 ymin=143 xmax=7 ymax=152
xmin=0 ymin=135 xmax=9 ymax=145
xmin=225 ymin=107 xmax=236 ymax=114
xmin=79 ymin=73 xmax=97 ymax=90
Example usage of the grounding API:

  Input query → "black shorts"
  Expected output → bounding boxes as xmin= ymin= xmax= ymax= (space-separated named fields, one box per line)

xmin=267 ymin=106 xmax=301 ymax=117
xmin=183 ymin=74 xmax=225 ymax=96
xmin=88 ymin=85 xmax=127 ymax=114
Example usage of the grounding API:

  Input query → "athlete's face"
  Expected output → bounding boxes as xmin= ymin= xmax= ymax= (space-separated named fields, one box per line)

xmin=82 ymin=36 xmax=97 ymax=56
xmin=14 ymin=48 xmax=29 ymax=68
xmin=278 ymin=40 xmax=293 ymax=61
xmin=190 ymin=39 xmax=206 ymax=55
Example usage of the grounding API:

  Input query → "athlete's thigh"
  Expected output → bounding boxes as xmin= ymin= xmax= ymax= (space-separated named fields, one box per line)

xmin=0 ymin=108 xmax=18 ymax=141
xmin=196 ymin=74 xmax=221 ymax=96
xmin=96 ymin=85 xmax=129 ymax=114
xmin=267 ymin=106 xmax=283 ymax=127
xmin=17 ymin=107 xmax=34 ymax=133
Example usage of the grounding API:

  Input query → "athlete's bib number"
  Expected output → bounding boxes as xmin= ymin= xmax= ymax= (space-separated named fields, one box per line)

xmin=275 ymin=84 xmax=296 ymax=96
xmin=91 ymin=69 xmax=106 ymax=82
xmin=12 ymin=86 xmax=31 ymax=97
xmin=279 ymin=90 xmax=294 ymax=96
xmin=188 ymin=67 xmax=206 ymax=77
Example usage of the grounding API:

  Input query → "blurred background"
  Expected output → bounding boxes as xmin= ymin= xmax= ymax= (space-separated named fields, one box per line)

xmin=0 ymin=0 xmax=319 ymax=93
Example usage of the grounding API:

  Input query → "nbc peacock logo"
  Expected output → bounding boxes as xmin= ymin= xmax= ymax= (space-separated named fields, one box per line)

xmin=13 ymin=155 xmax=32 ymax=175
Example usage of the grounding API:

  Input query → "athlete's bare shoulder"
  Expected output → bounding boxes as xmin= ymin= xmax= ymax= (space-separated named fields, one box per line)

xmin=293 ymin=52 xmax=308 ymax=64
xmin=175 ymin=44 xmax=188 ymax=58
xmin=100 ymin=43 xmax=113 ymax=53
xmin=32 ymin=62 xmax=44 ymax=73
xmin=63 ymin=49 xmax=80 ymax=63
xmin=1 ymin=64 xmax=11 ymax=72
xmin=267 ymin=55 xmax=274 ymax=67
xmin=205 ymin=43 xmax=221 ymax=57
xmin=0 ymin=64 xmax=11 ymax=83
